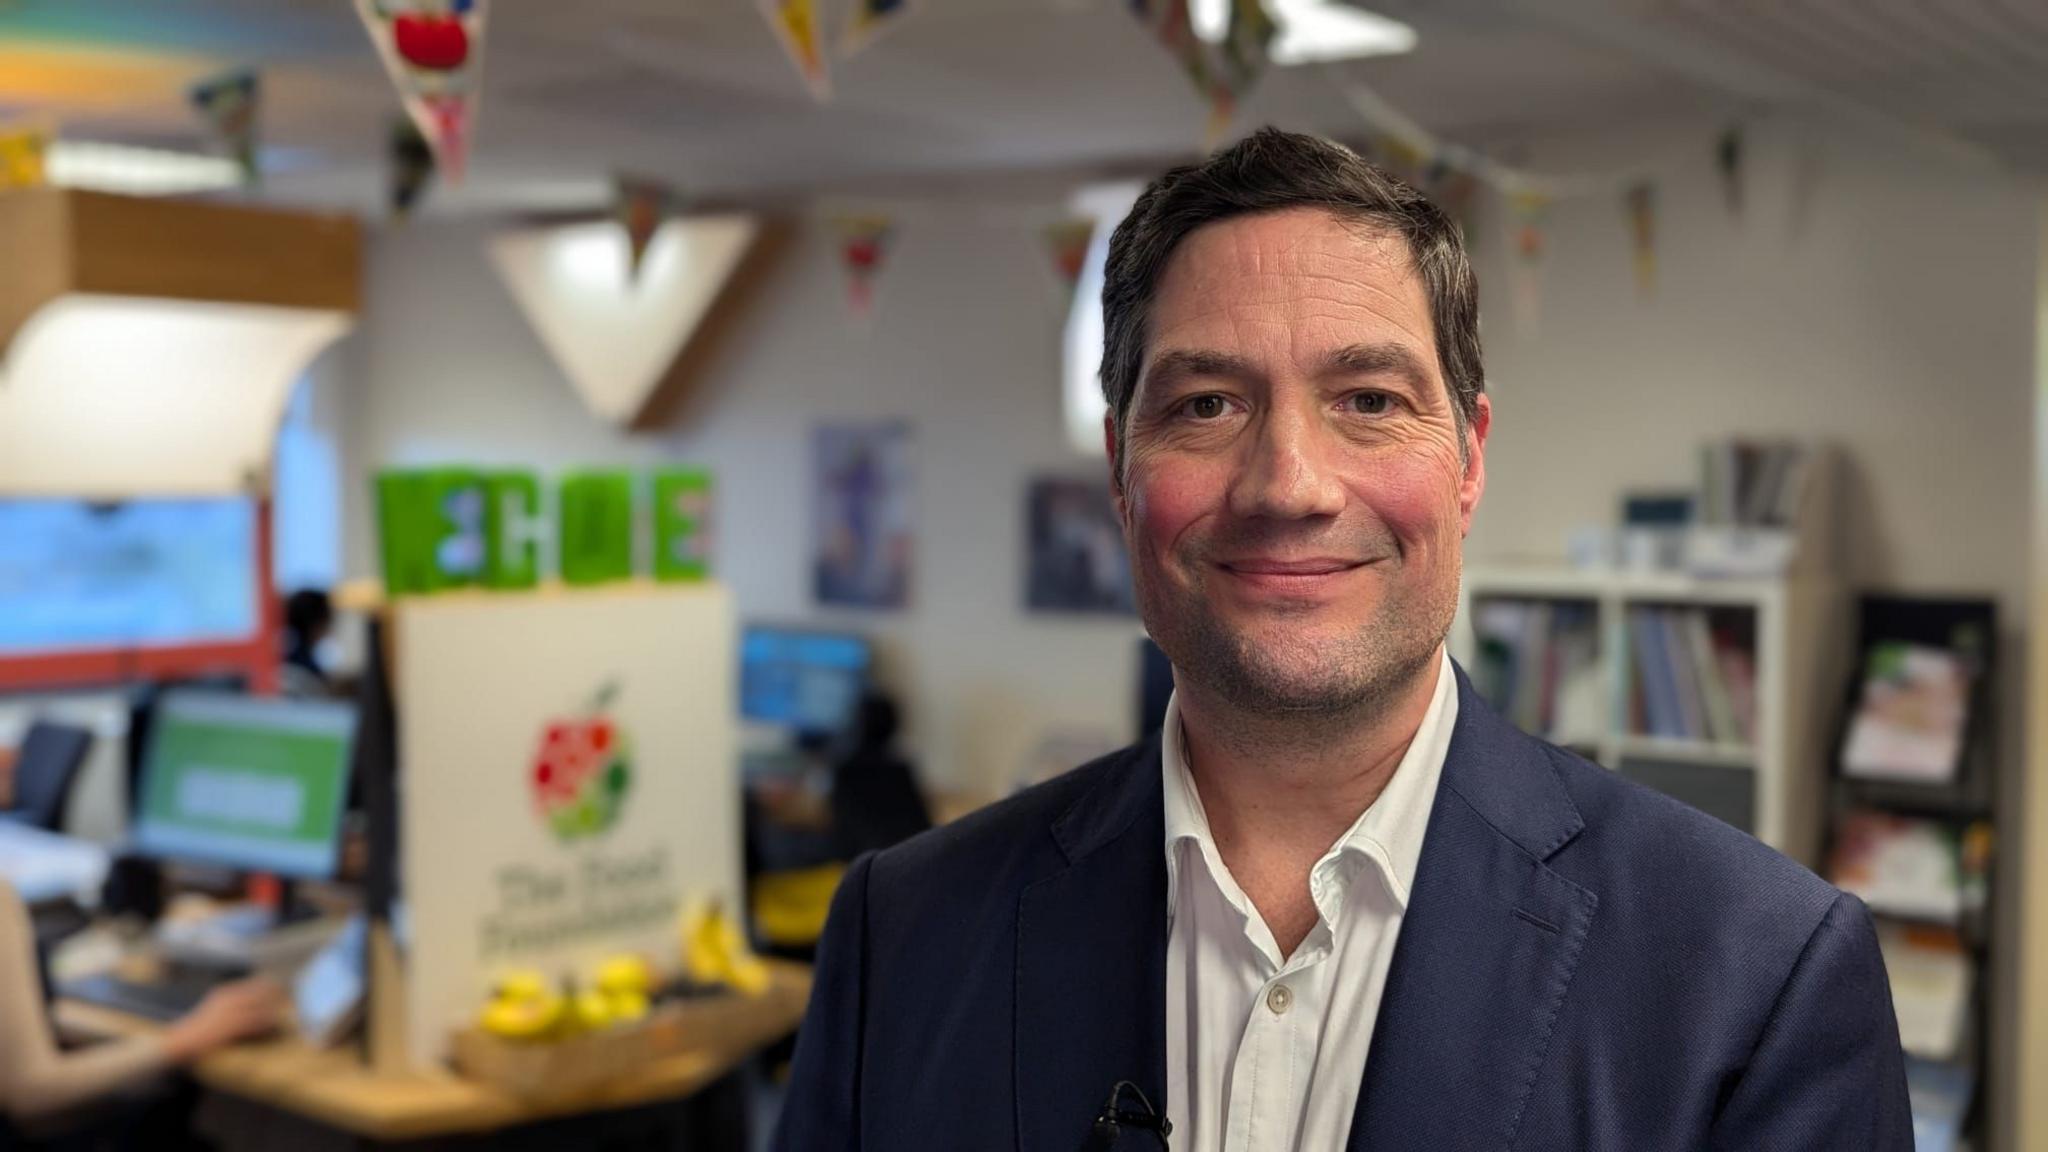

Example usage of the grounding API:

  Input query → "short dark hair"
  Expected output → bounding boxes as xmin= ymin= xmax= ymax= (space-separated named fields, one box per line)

xmin=1099 ymin=127 xmax=1483 ymax=473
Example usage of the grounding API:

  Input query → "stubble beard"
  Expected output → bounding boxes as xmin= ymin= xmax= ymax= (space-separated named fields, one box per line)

xmin=1140 ymin=553 xmax=1460 ymax=738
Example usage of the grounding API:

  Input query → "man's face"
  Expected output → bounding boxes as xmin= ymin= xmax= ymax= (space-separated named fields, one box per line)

xmin=1110 ymin=207 xmax=1489 ymax=717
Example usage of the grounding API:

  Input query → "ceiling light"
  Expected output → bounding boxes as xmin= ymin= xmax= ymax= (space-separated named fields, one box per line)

xmin=1266 ymin=0 xmax=1416 ymax=66
xmin=45 ymin=140 xmax=242 ymax=197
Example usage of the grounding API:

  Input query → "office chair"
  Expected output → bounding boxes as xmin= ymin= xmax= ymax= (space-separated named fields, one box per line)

xmin=5 ymin=720 xmax=93 ymax=833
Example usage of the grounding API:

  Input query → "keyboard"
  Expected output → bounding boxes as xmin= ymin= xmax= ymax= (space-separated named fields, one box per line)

xmin=61 ymin=972 xmax=225 ymax=1023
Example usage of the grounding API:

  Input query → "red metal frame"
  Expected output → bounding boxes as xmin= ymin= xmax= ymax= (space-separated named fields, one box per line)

xmin=0 ymin=498 xmax=280 ymax=697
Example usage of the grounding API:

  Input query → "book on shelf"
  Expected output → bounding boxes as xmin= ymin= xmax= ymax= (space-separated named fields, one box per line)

xmin=1827 ymin=810 xmax=1991 ymax=927
xmin=1626 ymin=606 xmax=1757 ymax=746
xmin=1876 ymin=923 xmax=1973 ymax=1063
xmin=1471 ymin=598 xmax=1602 ymax=748
xmin=1842 ymin=641 xmax=1972 ymax=785
xmin=1697 ymin=438 xmax=1813 ymax=529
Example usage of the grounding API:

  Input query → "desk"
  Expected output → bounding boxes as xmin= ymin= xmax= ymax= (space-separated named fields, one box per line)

xmin=56 ymin=960 xmax=811 ymax=1149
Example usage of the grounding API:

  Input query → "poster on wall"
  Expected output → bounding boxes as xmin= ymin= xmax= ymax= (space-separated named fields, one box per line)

xmin=812 ymin=422 xmax=913 ymax=610
xmin=1026 ymin=477 xmax=1134 ymax=615
xmin=395 ymin=585 xmax=740 ymax=1067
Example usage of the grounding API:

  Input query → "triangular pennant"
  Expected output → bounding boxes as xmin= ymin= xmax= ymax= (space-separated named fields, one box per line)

xmin=616 ymin=175 xmax=685 ymax=282
xmin=1716 ymin=126 xmax=1744 ymax=218
xmin=1138 ymin=0 xmax=1274 ymax=147
xmin=759 ymin=0 xmax=831 ymax=101
xmin=1624 ymin=180 xmax=1656 ymax=298
xmin=0 ymin=120 xmax=50 ymax=190
xmin=841 ymin=0 xmax=913 ymax=58
xmin=389 ymin=117 xmax=436 ymax=219
xmin=834 ymin=213 xmax=892 ymax=320
xmin=355 ymin=0 xmax=488 ymax=184
xmin=1505 ymin=189 xmax=1549 ymax=336
xmin=1045 ymin=218 xmax=1095 ymax=305
xmin=488 ymin=216 xmax=763 ymax=427
xmin=189 ymin=67 xmax=260 ymax=186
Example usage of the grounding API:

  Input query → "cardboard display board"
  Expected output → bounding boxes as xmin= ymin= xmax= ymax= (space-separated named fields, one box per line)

xmin=395 ymin=583 xmax=738 ymax=1067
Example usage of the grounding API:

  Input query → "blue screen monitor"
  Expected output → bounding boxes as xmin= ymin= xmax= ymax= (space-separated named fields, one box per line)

xmin=740 ymin=627 xmax=871 ymax=736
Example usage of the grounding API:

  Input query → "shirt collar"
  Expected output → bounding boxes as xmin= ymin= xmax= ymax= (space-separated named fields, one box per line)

xmin=1161 ymin=650 xmax=1459 ymax=916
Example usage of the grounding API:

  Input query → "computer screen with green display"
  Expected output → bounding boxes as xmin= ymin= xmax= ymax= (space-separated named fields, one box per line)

xmin=133 ymin=691 xmax=356 ymax=880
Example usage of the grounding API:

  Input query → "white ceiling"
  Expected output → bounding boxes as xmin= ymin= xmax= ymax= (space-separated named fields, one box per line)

xmin=2 ymin=0 xmax=2044 ymax=214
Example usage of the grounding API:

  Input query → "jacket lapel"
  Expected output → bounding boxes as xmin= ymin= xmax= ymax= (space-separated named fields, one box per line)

xmin=1015 ymin=742 xmax=1168 ymax=1152
xmin=1348 ymin=666 xmax=1600 ymax=1151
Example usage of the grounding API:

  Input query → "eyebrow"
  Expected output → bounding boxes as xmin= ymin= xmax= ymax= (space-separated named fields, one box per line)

xmin=1140 ymin=349 xmax=1262 ymax=396
xmin=1319 ymin=342 xmax=1434 ymax=388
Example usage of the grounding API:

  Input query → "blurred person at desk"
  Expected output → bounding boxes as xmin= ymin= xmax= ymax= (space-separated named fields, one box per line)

xmin=279 ymin=589 xmax=337 ymax=699
xmin=0 ymin=877 xmax=282 ymax=1136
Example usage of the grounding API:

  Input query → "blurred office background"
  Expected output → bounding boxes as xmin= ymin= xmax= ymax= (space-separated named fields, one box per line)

xmin=0 ymin=1 xmax=2044 ymax=1149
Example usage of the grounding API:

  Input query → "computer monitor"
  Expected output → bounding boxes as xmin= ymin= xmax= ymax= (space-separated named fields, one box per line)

xmin=740 ymin=626 xmax=871 ymax=737
xmin=132 ymin=691 xmax=357 ymax=880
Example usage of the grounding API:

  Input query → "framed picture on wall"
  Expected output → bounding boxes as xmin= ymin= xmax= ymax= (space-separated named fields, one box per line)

xmin=1025 ymin=476 xmax=1133 ymax=615
xmin=812 ymin=421 xmax=914 ymax=610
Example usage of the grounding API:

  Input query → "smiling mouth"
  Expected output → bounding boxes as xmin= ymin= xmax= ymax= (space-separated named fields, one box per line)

xmin=1220 ymin=558 xmax=1367 ymax=577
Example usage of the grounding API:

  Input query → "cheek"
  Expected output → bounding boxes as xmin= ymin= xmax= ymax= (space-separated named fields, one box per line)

xmin=1126 ymin=458 xmax=1220 ymax=559
xmin=1352 ymin=451 xmax=1465 ymax=543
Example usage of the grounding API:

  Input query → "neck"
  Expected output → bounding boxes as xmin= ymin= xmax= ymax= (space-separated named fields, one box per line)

xmin=1176 ymin=647 xmax=1444 ymax=868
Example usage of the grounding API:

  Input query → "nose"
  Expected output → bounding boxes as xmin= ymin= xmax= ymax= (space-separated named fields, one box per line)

xmin=1227 ymin=400 xmax=1346 ymax=522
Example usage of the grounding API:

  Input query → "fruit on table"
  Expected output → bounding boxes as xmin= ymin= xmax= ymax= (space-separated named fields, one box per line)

xmin=570 ymin=986 xmax=616 ymax=1032
xmin=478 ymin=971 xmax=564 ymax=1041
xmin=682 ymin=901 xmax=771 ymax=996
xmin=595 ymin=954 xmax=653 ymax=998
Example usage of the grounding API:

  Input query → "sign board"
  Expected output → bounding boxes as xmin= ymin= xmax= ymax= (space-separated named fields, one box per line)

xmin=395 ymin=582 xmax=738 ymax=1067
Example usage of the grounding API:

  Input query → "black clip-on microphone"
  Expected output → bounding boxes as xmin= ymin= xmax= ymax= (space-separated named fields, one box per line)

xmin=1083 ymin=1080 xmax=1172 ymax=1150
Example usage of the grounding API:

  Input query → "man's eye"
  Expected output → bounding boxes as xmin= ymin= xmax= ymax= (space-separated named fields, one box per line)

xmin=1180 ymin=395 xmax=1231 ymax=420
xmin=1347 ymin=391 xmax=1394 ymax=415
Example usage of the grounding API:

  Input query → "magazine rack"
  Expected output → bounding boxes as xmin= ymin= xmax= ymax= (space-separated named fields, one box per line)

xmin=1824 ymin=594 xmax=1998 ymax=1149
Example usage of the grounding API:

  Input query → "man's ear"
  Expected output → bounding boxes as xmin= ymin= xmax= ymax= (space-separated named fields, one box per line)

xmin=1459 ymin=393 xmax=1491 ymax=536
xmin=1104 ymin=412 xmax=1131 ymax=531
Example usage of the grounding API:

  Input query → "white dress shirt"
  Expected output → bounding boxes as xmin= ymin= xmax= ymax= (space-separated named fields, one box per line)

xmin=1162 ymin=652 xmax=1458 ymax=1152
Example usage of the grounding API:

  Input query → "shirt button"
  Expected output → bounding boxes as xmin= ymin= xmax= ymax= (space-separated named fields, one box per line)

xmin=1266 ymin=983 xmax=1292 ymax=1016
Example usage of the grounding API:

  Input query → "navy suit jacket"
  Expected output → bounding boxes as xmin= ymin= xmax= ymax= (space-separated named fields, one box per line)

xmin=775 ymin=665 xmax=1913 ymax=1151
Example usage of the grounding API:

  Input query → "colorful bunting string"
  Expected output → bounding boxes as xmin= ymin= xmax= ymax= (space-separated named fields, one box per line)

xmin=189 ymin=67 xmax=260 ymax=186
xmin=389 ymin=117 xmax=436 ymax=219
xmin=616 ymin=175 xmax=684 ymax=282
xmin=356 ymin=0 xmax=489 ymax=184
xmin=834 ymin=214 xmax=893 ymax=319
xmin=759 ymin=0 xmax=832 ymax=101
xmin=1717 ymin=127 xmax=1744 ymax=218
xmin=1624 ymin=181 xmax=1656 ymax=298
xmin=841 ymin=0 xmax=913 ymax=58
xmin=1045 ymin=218 xmax=1095 ymax=309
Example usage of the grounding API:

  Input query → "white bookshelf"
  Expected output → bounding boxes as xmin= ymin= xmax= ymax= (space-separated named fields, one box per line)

xmin=1453 ymin=565 xmax=1845 ymax=867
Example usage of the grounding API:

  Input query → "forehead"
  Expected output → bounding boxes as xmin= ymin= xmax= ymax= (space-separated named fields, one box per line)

xmin=1147 ymin=207 xmax=1434 ymax=362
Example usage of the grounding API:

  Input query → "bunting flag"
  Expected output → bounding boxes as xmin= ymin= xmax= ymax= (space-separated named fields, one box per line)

xmin=355 ymin=0 xmax=488 ymax=184
xmin=1135 ymin=0 xmax=1272 ymax=149
xmin=1045 ymin=218 xmax=1095 ymax=309
xmin=189 ymin=67 xmax=260 ymax=186
xmin=1506 ymin=190 xmax=1549 ymax=336
xmin=0 ymin=122 xmax=49 ymax=190
xmin=389 ymin=117 xmax=436 ymax=219
xmin=1427 ymin=164 xmax=1480 ymax=239
xmin=1624 ymin=180 xmax=1657 ymax=298
xmin=1716 ymin=127 xmax=1744 ymax=218
xmin=834 ymin=214 xmax=893 ymax=319
xmin=616 ymin=175 xmax=683 ymax=282
xmin=841 ymin=0 xmax=912 ymax=58
xmin=759 ymin=0 xmax=831 ymax=101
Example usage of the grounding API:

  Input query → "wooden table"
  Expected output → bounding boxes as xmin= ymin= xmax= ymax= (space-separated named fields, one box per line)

xmin=56 ymin=961 xmax=812 ymax=1148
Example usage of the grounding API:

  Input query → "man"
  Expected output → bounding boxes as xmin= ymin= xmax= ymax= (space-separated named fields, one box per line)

xmin=775 ymin=128 xmax=1911 ymax=1151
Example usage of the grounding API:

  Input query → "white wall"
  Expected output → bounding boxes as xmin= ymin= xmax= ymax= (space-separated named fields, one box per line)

xmin=340 ymin=206 xmax=1143 ymax=797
